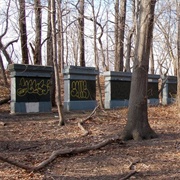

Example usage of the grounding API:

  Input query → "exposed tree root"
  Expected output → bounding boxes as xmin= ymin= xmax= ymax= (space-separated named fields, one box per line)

xmin=78 ymin=105 xmax=99 ymax=136
xmin=121 ymin=128 xmax=158 ymax=141
xmin=0 ymin=135 xmax=123 ymax=172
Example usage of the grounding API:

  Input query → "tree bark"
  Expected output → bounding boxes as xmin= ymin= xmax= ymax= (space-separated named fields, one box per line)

xmin=150 ymin=42 xmax=154 ymax=74
xmin=114 ymin=0 xmax=126 ymax=72
xmin=0 ymin=53 xmax=8 ymax=87
xmin=78 ymin=0 xmax=85 ymax=67
xmin=125 ymin=29 xmax=133 ymax=72
xmin=51 ymin=0 xmax=65 ymax=126
xmin=47 ymin=0 xmax=56 ymax=107
xmin=34 ymin=0 xmax=42 ymax=65
xmin=91 ymin=0 xmax=104 ymax=109
xmin=57 ymin=0 xmax=64 ymax=73
xmin=19 ymin=0 xmax=29 ymax=64
xmin=177 ymin=1 xmax=180 ymax=112
xmin=121 ymin=0 xmax=157 ymax=141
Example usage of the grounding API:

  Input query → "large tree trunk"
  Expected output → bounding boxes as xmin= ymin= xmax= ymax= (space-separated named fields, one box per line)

xmin=121 ymin=0 xmax=157 ymax=141
xmin=19 ymin=0 xmax=29 ymax=64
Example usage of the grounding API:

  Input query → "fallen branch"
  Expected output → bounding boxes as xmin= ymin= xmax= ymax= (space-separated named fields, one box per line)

xmin=78 ymin=122 xmax=89 ymax=136
xmin=0 ymin=135 xmax=123 ymax=172
xmin=81 ymin=105 xmax=99 ymax=124
xmin=0 ymin=96 xmax=10 ymax=105
xmin=120 ymin=170 xmax=137 ymax=180
xmin=78 ymin=105 xmax=99 ymax=136
xmin=129 ymin=159 xmax=140 ymax=170
xmin=119 ymin=158 xmax=140 ymax=180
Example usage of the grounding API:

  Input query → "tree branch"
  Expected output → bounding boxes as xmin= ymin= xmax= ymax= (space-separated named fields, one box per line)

xmin=0 ymin=135 xmax=123 ymax=172
xmin=78 ymin=105 xmax=99 ymax=136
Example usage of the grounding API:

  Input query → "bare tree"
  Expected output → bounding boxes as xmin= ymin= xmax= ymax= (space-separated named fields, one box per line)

xmin=47 ymin=0 xmax=55 ymax=106
xmin=105 ymin=0 xmax=110 ymax=71
xmin=0 ymin=1 xmax=18 ymax=86
xmin=114 ymin=0 xmax=127 ymax=71
xmin=156 ymin=18 xmax=176 ymax=75
xmin=18 ymin=0 xmax=29 ymax=64
xmin=56 ymin=0 xmax=64 ymax=72
xmin=34 ymin=0 xmax=42 ymax=65
xmin=125 ymin=0 xmax=136 ymax=72
xmin=121 ymin=0 xmax=158 ymax=141
xmin=78 ymin=0 xmax=85 ymax=67
xmin=153 ymin=0 xmax=178 ymax=76
xmin=177 ymin=0 xmax=180 ymax=110
xmin=51 ymin=0 xmax=65 ymax=126
xmin=88 ymin=0 xmax=104 ymax=109
xmin=0 ymin=53 xmax=8 ymax=86
xmin=0 ymin=0 xmax=13 ymax=65
xmin=47 ymin=0 xmax=53 ymax=67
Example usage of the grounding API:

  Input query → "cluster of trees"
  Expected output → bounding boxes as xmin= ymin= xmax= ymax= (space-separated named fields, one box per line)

xmin=0 ymin=0 xmax=179 ymax=74
xmin=0 ymin=0 xmax=179 ymax=140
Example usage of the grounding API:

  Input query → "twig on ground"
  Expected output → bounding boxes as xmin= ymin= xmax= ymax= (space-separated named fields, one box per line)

xmin=78 ymin=105 xmax=99 ymax=136
xmin=120 ymin=158 xmax=140 ymax=180
xmin=129 ymin=159 xmax=141 ymax=170
xmin=78 ymin=122 xmax=89 ymax=136
xmin=0 ymin=96 xmax=10 ymax=105
xmin=81 ymin=105 xmax=99 ymax=124
xmin=120 ymin=170 xmax=137 ymax=180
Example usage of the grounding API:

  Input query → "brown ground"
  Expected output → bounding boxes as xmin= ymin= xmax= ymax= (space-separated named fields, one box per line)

xmin=0 ymin=78 xmax=180 ymax=180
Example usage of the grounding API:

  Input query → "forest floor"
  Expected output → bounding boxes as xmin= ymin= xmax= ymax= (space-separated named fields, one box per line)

xmin=0 ymin=78 xmax=180 ymax=180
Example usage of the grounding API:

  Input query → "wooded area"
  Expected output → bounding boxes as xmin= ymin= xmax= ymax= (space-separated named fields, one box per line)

xmin=0 ymin=0 xmax=180 ymax=179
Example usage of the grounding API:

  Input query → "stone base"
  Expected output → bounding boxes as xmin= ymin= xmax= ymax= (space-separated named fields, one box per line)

xmin=10 ymin=102 xmax=52 ymax=114
xmin=105 ymin=99 xmax=159 ymax=109
xmin=104 ymin=100 xmax=129 ymax=109
xmin=147 ymin=99 xmax=159 ymax=105
xmin=64 ymin=100 xmax=97 ymax=111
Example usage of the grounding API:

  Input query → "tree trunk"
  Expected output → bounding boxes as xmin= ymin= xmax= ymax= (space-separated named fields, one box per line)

xmin=91 ymin=0 xmax=104 ymax=109
xmin=121 ymin=0 xmax=157 ymax=141
xmin=34 ymin=0 xmax=42 ymax=65
xmin=57 ymin=0 xmax=64 ymax=73
xmin=125 ymin=0 xmax=136 ymax=72
xmin=0 ymin=53 xmax=8 ymax=87
xmin=106 ymin=4 xmax=110 ymax=71
xmin=125 ymin=29 xmax=133 ymax=72
xmin=19 ymin=0 xmax=29 ymax=64
xmin=47 ymin=0 xmax=55 ymax=106
xmin=177 ymin=1 xmax=180 ymax=111
xmin=78 ymin=0 xmax=85 ymax=67
xmin=51 ymin=0 xmax=65 ymax=126
xmin=114 ymin=0 xmax=126 ymax=72
xmin=114 ymin=0 xmax=119 ymax=71
xmin=150 ymin=42 xmax=154 ymax=74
